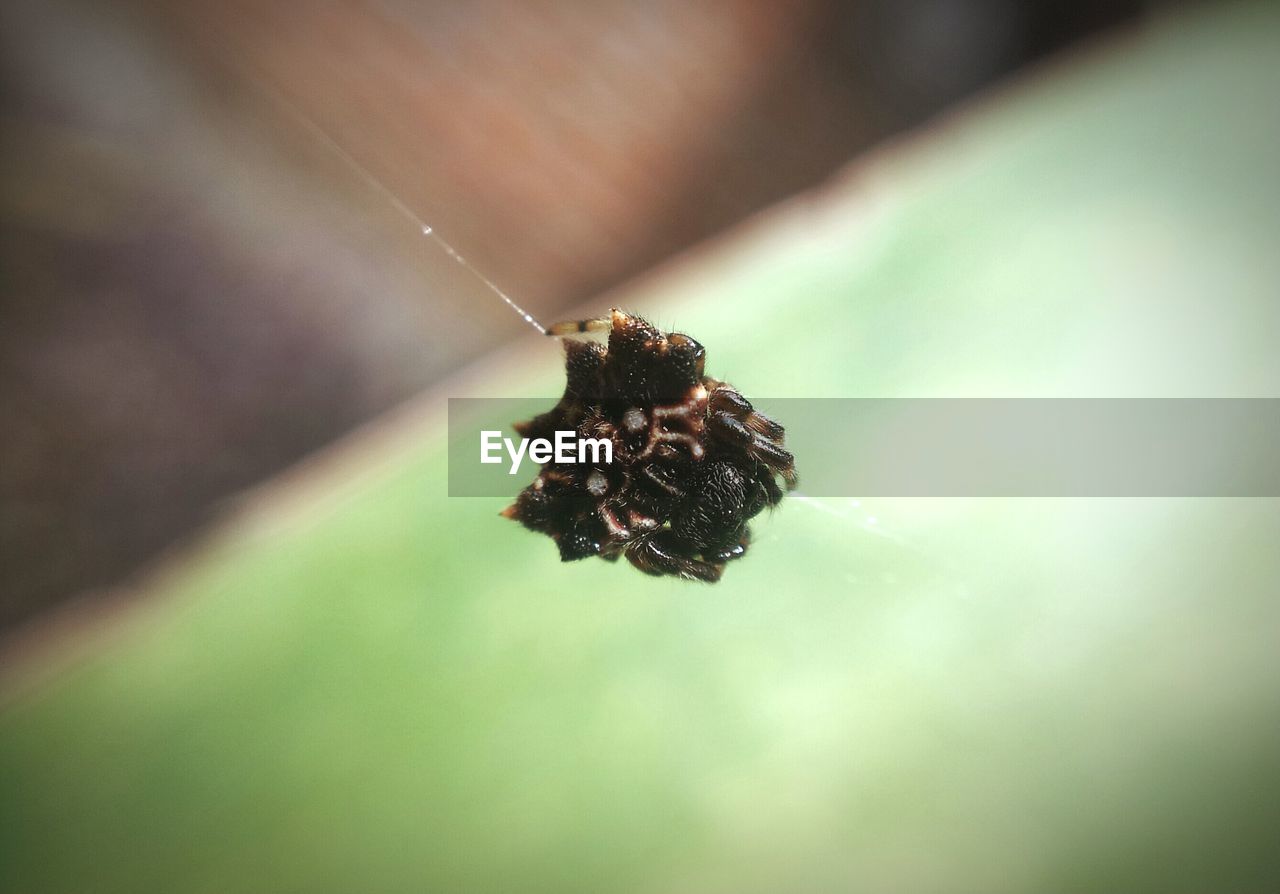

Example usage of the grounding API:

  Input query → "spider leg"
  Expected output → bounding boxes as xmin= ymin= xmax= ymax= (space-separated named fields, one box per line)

xmin=626 ymin=531 xmax=723 ymax=582
xmin=631 ymin=462 xmax=685 ymax=518
xmin=758 ymin=468 xmax=785 ymax=506
xmin=546 ymin=316 xmax=611 ymax=337
xmin=706 ymin=386 xmax=796 ymax=487
xmin=548 ymin=307 xmax=645 ymax=338
xmin=708 ymin=386 xmax=785 ymax=437
xmin=708 ymin=412 xmax=797 ymax=488
xmin=744 ymin=410 xmax=786 ymax=441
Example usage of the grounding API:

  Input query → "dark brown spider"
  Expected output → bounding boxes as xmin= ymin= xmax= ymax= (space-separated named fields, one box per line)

xmin=501 ymin=308 xmax=796 ymax=582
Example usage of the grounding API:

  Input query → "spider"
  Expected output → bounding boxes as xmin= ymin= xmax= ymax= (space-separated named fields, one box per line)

xmin=501 ymin=308 xmax=796 ymax=581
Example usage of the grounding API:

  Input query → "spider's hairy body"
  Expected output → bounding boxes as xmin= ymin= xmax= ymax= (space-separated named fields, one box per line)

xmin=502 ymin=309 xmax=796 ymax=582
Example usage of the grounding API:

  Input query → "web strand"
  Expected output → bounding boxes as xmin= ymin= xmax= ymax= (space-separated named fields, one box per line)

xmin=271 ymin=88 xmax=548 ymax=335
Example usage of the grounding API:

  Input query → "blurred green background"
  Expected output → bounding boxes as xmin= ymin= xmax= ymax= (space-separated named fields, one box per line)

xmin=3 ymin=2 xmax=1280 ymax=892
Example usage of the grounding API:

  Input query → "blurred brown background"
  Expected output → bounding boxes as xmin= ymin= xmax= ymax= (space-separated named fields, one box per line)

xmin=1 ymin=0 xmax=1168 ymax=631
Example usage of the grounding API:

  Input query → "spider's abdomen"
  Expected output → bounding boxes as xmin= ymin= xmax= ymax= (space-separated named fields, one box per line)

xmin=503 ymin=309 xmax=796 ymax=582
